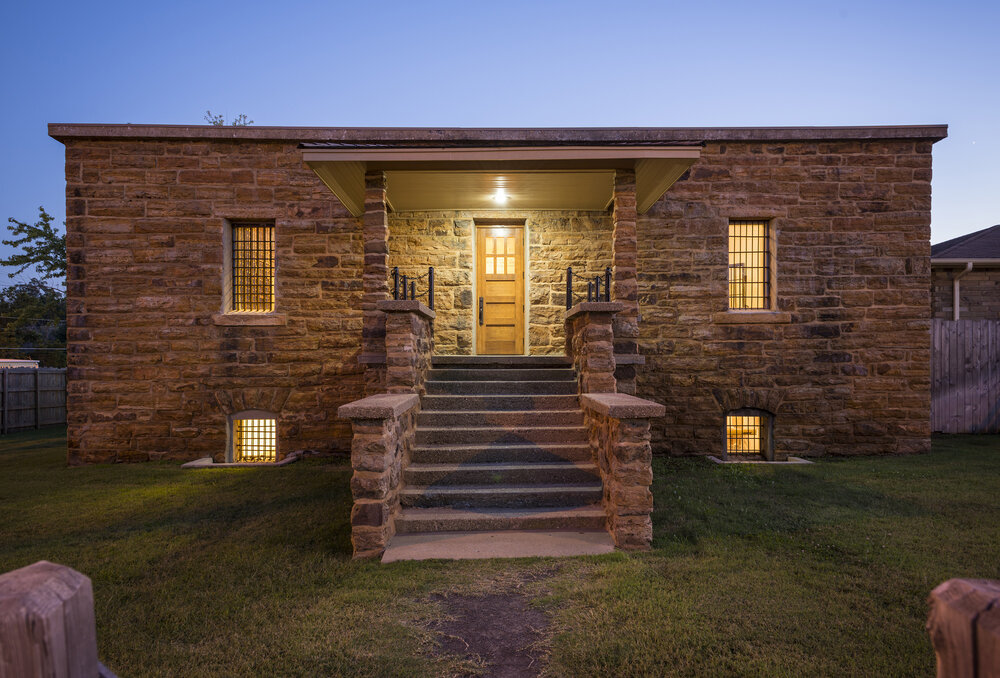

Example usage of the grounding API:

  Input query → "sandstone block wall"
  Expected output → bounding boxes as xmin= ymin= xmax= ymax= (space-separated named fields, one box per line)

xmin=61 ymin=138 xmax=366 ymax=463
xmin=931 ymin=268 xmax=1000 ymax=320
xmin=636 ymin=139 xmax=934 ymax=457
xmin=387 ymin=211 xmax=611 ymax=355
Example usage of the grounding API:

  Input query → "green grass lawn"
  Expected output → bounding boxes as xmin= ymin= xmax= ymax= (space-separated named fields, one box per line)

xmin=1 ymin=428 xmax=998 ymax=677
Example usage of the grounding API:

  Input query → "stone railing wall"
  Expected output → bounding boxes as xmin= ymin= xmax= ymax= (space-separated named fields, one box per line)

xmin=581 ymin=393 xmax=664 ymax=550
xmin=337 ymin=393 xmax=420 ymax=559
xmin=564 ymin=301 xmax=623 ymax=394
xmin=377 ymin=300 xmax=435 ymax=395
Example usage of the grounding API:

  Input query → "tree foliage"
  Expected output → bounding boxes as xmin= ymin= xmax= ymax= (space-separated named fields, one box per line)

xmin=0 ymin=281 xmax=66 ymax=367
xmin=1 ymin=207 xmax=66 ymax=282
xmin=204 ymin=111 xmax=254 ymax=126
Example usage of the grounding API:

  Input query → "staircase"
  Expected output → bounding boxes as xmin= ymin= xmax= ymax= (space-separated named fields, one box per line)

xmin=394 ymin=355 xmax=608 ymax=542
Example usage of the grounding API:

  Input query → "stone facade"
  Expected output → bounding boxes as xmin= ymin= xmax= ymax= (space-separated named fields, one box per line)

xmin=51 ymin=125 xmax=944 ymax=464
xmin=58 ymin=137 xmax=365 ymax=464
xmin=638 ymin=139 xmax=935 ymax=457
xmin=564 ymin=302 xmax=621 ymax=394
xmin=931 ymin=268 xmax=1000 ymax=320
xmin=387 ymin=211 xmax=612 ymax=355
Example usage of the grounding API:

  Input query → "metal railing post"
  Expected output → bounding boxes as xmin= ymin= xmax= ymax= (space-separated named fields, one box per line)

xmin=428 ymin=267 xmax=434 ymax=310
xmin=566 ymin=267 xmax=573 ymax=310
xmin=392 ymin=267 xmax=399 ymax=300
xmin=605 ymin=266 xmax=611 ymax=301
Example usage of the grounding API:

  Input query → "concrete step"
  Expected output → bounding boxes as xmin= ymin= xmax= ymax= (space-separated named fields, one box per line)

xmin=382 ymin=529 xmax=614 ymax=562
xmin=432 ymin=355 xmax=572 ymax=367
xmin=421 ymin=394 xmax=579 ymax=412
xmin=410 ymin=442 xmax=593 ymax=464
xmin=426 ymin=380 xmax=577 ymax=395
xmin=404 ymin=461 xmax=600 ymax=486
xmin=428 ymin=368 xmax=576 ymax=382
xmin=394 ymin=506 xmax=607 ymax=534
xmin=415 ymin=425 xmax=588 ymax=446
xmin=417 ymin=409 xmax=584 ymax=427
xmin=400 ymin=484 xmax=604 ymax=509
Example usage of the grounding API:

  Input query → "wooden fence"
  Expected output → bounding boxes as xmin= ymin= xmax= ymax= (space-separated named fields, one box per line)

xmin=931 ymin=319 xmax=1000 ymax=434
xmin=0 ymin=368 xmax=67 ymax=434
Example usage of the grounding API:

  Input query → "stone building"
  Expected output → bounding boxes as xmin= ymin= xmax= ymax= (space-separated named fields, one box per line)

xmin=50 ymin=123 xmax=948 ymax=556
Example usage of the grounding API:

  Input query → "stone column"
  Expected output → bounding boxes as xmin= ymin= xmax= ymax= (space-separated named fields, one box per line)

xmin=612 ymin=169 xmax=641 ymax=394
xmin=564 ymin=301 xmax=623 ymax=394
xmin=361 ymin=171 xmax=390 ymax=396
xmin=378 ymin=300 xmax=435 ymax=395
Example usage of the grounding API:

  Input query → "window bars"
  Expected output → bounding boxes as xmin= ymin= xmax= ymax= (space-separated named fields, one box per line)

xmin=232 ymin=223 xmax=275 ymax=312
xmin=728 ymin=220 xmax=771 ymax=310
xmin=726 ymin=414 xmax=763 ymax=458
xmin=233 ymin=418 xmax=277 ymax=463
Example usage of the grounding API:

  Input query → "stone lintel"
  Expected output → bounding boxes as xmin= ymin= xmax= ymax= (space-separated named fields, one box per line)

xmin=564 ymin=301 xmax=624 ymax=321
xmin=712 ymin=311 xmax=792 ymax=324
xmin=211 ymin=312 xmax=288 ymax=326
xmin=581 ymin=393 xmax=665 ymax=419
xmin=338 ymin=393 xmax=419 ymax=420
xmin=376 ymin=299 xmax=437 ymax=320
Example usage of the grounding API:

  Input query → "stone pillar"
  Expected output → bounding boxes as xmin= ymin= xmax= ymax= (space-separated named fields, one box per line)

xmin=337 ymin=393 xmax=420 ymax=559
xmin=581 ymin=393 xmax=664 ymax=551
xmin=564 ymin=301 xmax=623 ymax=394
xmin=378 ymin=300 xmax=435 ymax=395
xmin=361 ymin=171 xmax=390 ymax=396
xmin=612 ymin=169 xmax=641 ymax=394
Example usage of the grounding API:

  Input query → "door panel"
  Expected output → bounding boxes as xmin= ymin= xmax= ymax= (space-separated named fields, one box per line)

xmin=477 ymin=226 xmax=525 ymax=355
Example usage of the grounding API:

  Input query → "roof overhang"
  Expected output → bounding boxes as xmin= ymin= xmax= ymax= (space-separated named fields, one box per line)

xmin=301 ymin=145 xmax=701 ymax=216
xmin=932 ymin=258 xmax=1000 ymax=266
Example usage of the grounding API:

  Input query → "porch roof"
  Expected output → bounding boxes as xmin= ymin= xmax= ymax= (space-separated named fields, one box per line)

xmin=299 ymin=143 xmax=701 ymax=216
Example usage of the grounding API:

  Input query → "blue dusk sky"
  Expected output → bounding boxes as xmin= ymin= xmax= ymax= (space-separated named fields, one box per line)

xmin=1 ymin=0 xmax=997 ymax=283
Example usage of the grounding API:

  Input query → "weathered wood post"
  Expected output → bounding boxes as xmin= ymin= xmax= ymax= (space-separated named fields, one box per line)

xmin=0 ymin=560 xmax=109 ymax=677
xmin=927 ymin=578 xmax=1000 ymax=677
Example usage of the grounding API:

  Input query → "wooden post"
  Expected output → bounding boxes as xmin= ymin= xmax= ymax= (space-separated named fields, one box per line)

xmin=0 ymin=561 xmax=100 ymax=677
xmin=34 ymin=369 xmax=41 ymax=430
xmin=927 ymin=578 xmax=1000 ymax=678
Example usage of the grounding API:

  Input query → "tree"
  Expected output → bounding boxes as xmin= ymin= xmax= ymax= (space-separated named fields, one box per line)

xmin=2 ymin=207 xmax=66 ymax=283
xmin=0 ymin=280 xmax=66 ymax=367
xmin=204 ymin=111 xmax=254 ymax=126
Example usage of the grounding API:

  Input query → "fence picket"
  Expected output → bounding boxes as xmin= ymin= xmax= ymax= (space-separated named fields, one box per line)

xmin=0 ymin=368 xmax=67 ymax=434
xmin=931 ymin=319 xmax=1000 ymax=434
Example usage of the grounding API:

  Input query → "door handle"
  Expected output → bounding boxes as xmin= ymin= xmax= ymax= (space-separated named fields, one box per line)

xmin=479 ymin=297 xmax=484 ymax=325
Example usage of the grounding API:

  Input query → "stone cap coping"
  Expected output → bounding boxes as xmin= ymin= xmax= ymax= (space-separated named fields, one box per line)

xmin=376 ymin=299 xmax=436 ymax=319
xmin=565 ymin=301 xmax=624 ymax=321
xmin=338 ymin=393 xmax=420 ymax=420
xmin=48 ymin=124 xmax=949 ymax=144
xmin=581 ymin=393 xmax=666 ymax=419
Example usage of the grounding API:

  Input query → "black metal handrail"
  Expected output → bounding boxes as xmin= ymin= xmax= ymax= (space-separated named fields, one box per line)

xmin=391 ymin=266 xmax=435 ymax=310
xmin=565 ymin=266 xmax=611 ymax=309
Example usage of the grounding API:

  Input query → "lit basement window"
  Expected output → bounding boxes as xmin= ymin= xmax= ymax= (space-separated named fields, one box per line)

xmin=233 ymin=417 xmax=277 ymax=463
xmin=726 ymin=412 xmax=766 ymax=459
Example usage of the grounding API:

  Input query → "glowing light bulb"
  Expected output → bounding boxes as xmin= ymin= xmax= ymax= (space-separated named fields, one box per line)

xmin=492 ymin=188 xmax=508 ymax=203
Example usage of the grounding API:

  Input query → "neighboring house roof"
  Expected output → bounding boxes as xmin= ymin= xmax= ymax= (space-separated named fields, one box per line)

xmin=932 ymin=224 xmax=1000 ymax=262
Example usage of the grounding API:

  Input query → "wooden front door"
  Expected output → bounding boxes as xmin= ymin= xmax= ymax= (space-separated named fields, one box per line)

xmin=476 ymin=225 xmax=525 ymax=355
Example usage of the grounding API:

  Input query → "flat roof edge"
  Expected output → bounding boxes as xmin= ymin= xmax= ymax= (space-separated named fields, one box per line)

xmin=47 ymin=123 xmax=949 ymax=144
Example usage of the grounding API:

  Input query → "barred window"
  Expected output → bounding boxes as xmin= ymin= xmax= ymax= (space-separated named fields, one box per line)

xmin=725 ymin=410 xmax=771 ymax=460
xmin=231 ymin=223 xmax=275 ymax=312
xmin=233 ymin=416 xmax=277 ymax=463
xmin=728 ymin=220 xmax=771 ymax=310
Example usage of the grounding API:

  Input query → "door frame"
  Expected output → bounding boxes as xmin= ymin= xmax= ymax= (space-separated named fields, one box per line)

xmin=473 ymin=218 xmax=528 ymax=355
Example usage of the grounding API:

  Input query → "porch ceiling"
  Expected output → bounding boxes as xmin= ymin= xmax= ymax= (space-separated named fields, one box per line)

xmin=301 ymin=145 xmax=701 ymax=217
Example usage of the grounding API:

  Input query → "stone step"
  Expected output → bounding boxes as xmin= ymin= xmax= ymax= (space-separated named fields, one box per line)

xmin=394 ymin=506 xmax=607 ymax=534
xmin=420 ymin=394 xmax=580 ymax=412
xmin=428 ymin=368 xmax=576 ymax=382
xmin=425 ymin=380 xmax=577 ymax=396
xmin=410 ymin=442 xmax=592 ymax=464
xmin=415 ymin=425 xmax=588 ymax=446
xmin=399 ymin=484 xmax=604 ymax=509
xmin=432 ymin=355 xmax=571 ymax=367
xmin=417 ymin=409 xmax=584 ymax=428
xmin=404 ymin=461 xmax=600 ymax=486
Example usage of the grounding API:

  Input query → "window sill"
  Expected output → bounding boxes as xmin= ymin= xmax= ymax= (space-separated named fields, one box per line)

xmin=212 ymin=312 xmax=287 ymax=326
xmin=712 ymin=311 xmax=791 ymax=324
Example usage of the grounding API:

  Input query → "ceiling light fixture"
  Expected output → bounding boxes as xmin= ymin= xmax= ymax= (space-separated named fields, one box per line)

xmin=492 ymin=187 xmax=509 ymax=203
